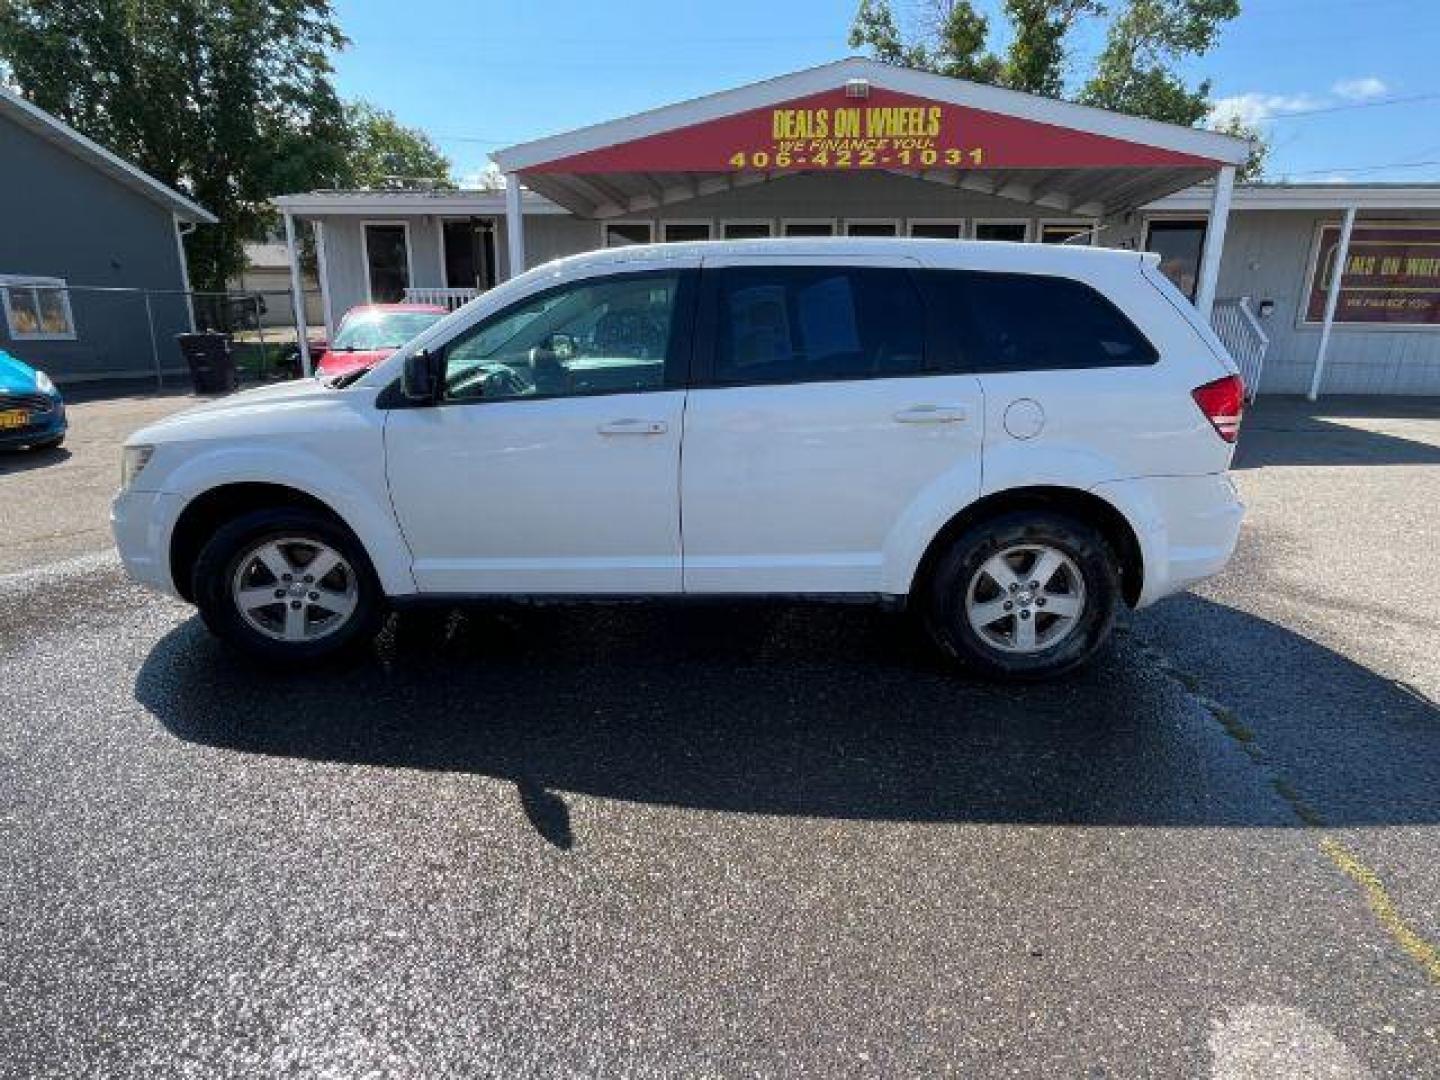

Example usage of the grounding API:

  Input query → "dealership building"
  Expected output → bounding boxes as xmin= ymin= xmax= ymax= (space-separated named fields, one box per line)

xmin=275 ymin=57 xmax=1440 ymax=397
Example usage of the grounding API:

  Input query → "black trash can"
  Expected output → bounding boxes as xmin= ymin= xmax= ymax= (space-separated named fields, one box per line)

xmin=176 ymin=332 xmax=237 ymax=394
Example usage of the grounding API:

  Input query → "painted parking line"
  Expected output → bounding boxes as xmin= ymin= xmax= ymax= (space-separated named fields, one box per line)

xmin=1141 ymin=629 xmax=1440 ymax=987
xmin=1321 ymin=837 xmax=1440 ymax=985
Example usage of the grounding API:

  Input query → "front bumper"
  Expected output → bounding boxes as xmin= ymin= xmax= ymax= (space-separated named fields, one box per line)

xmin=111 ymin=488 xmax=182 ymax=596
xmin=1092 ymin=472 xmax=1245 ymax=608
xmin=0 ymin=401 xmax=65 ymax=448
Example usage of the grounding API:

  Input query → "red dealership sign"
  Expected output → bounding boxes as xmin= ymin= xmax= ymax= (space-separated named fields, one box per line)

xmin=1305 ymin=224 xmax=1440 ymax=326
xmin=526 ymin=86 xmax=1218 ymax=174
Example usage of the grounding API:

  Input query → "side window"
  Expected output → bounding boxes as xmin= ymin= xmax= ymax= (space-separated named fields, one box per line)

xmin=922 ymin=270 xmax=1158 ymax=372
xmin=709 ymin=267 xmax=924 ymax=385
xmin=442 ymin=272 xmax=687 ymax=401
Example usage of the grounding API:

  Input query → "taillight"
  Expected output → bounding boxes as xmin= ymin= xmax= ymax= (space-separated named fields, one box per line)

xmin=1192 ymin=374 xmax=1244 ymax=443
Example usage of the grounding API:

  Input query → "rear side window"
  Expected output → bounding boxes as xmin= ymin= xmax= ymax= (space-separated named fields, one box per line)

xmin=922 ymin=269 xmax=1158 ymax=372
xmin=708 ymin=266 xmax=924 ymax=385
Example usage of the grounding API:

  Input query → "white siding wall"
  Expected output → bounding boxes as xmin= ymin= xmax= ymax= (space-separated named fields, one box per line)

xmin=316 ymin=215 xmax=446 ymax=319
xmin=1207 ymin=210 xmax=1440 ymax=395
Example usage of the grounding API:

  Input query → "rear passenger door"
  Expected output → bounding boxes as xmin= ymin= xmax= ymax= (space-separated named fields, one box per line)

xmin=681 ymin=256 xmax=984 ymax=595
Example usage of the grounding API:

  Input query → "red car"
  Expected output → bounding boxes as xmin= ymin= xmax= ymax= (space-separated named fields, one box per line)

xmin=314 ymin=303 xmax=449 ymax=378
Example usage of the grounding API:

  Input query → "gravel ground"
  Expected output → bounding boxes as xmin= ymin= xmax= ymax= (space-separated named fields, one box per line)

xmin=0 ymin=391 xmax=197 ymax=574
xmin=0 ymin=395 xmax=1436 ymax=1077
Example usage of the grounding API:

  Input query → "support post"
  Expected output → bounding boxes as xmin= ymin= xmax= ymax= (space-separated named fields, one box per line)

xmin=314 ymin=220 xmax=335 ymax=340
xmin=173 ymin=215 xmax=197 ymax=333
xmin=143 ymin=291 xmax=162 ymax=391
xmin=1194 ymin=165 xmax=1235 ymax=320
xmin=283 ymin=211 xmax=311 ymax=377
xmin=504 ymin=174 xmax=525 ymax=280
xmin=1309 ymin=206 xmax=1357 ymax=402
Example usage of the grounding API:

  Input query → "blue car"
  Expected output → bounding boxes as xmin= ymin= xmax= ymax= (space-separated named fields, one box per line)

xmin=0 ymin=348 xmax=66 ymax=451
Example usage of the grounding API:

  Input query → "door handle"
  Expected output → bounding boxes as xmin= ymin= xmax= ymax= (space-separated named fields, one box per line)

xmin=598 ymin=418 xmax=668 ymax=435
xmin=894 ymin=404 xmax=968 ymax=424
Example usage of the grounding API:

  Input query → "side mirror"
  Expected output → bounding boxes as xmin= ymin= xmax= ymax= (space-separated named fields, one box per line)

xmin=401 ymin=349 xmax=442 ymax=403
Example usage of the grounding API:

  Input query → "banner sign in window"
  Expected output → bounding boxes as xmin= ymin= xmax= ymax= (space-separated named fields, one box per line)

xmin=1305 ymin=223 xmax=1440 ymax=326
xmin=527 ymin=87 xmax=1217 ymax=175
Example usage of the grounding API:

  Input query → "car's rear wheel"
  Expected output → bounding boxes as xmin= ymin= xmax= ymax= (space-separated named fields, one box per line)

xmin=924 ymin=510 xmax=1120 ymax=681
xmin=192 ymin=507 xmax=384 ymax=663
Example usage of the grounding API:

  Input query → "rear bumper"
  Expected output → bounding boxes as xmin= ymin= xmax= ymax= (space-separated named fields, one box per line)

xmin=111 ymin=488 xmax=182 ymax=597
xmin=1092 ymin=473 xmax=1244 ymax=608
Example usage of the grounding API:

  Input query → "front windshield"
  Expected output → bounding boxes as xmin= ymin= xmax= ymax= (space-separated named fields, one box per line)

xmin=332 ymin=310 xmax=443 ymax=351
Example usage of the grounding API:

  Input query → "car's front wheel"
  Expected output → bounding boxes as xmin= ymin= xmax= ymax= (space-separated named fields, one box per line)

xmin=924 ymin=510 xmax=1120 ymax=681
xmin=192 ymin=507 xmax=384 ymax=663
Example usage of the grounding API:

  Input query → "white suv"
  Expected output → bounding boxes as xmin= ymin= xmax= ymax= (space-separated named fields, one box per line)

xmin=113 ymin=239 xmax=1244 ymax=680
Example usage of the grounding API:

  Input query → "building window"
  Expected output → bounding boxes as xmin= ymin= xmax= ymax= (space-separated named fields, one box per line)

xmin=1039 ymin=221 xmax=1097 ymax=246
xmin=1301 ymin=220 xmax=1440 ymax=326
xmin=909 ymin=220 xmax=965 ymax=240
xmin=782 ymin=220 xmax=836 ymax=238
xmin=973 ymin=220 xmax=1028 ymax=243
xmin=442 ymin=219 xmax=497 ymax=292
xmin=1144 ymin=219 xmax=1208 ymax=300
xmin=363 ymin=223 xmax=411 ymax=303
xmin=844 ymin=219 xmax=899 ymax=237
xmin=661 ymin=221 xmax=712 ymax=243
xmin=0 ymin=276 xmax=76 ymax=340
xmin=603 ymin=222 xmax=653 ymax=247
xmin=722 ymin=220 xmax=772 ymax=240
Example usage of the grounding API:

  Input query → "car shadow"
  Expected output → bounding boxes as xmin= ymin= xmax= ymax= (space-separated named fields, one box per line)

xmin=0 ymin=445 xmax=71 ymax=473
xmin=134 ymin=595 xmax=1440 ymax=833
xmin=1235 ymin=395 xmax=1440 ymax=469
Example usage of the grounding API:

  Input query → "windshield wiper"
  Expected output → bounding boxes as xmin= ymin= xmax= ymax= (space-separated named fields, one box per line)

xmin=326 ymin=367 xmax=371 ymax=389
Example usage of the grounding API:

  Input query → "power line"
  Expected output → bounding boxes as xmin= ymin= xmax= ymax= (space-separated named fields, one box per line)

xmin=1273 ymin=159 xmax=1440 ymax=178
xmin=1262 ymin=93 xmax=1440 ymax=121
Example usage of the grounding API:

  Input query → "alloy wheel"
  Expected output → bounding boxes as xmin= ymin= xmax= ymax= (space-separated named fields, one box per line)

xmin=964 ymin=543 xmax=1086 ymax=654
xmin=231 ymin=536 xmax=359 ymax=643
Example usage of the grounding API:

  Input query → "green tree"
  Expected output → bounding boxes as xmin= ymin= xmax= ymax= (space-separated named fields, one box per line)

xmin=341 ymin=101 xmax=453 ymax=190
xmin=929 ymin=1 xmax=1003 ymax=83
xmin=1211 ymin=113 xmax=1267 ymax=181
xmin=1002 ymin=0 xmax=1103 ymax=97
xmin=848 ymin=0 xmax=917 ymax=66
xmin=1079 ymin=0 xmax=1240 ymax=126
xmin=0 ymin=0 xmax=355 ymax=290
xmin=848 ymin=0 xmax=1255 ymax=167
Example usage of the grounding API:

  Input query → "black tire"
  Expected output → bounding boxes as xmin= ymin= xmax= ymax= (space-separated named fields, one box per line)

xmin=191 ymin=507 xmax=385 ymax=664
xmin=924 ymin=510 xmax=1120 ymax=681
xmin=30 ymin=434 xmax=64 ymax=451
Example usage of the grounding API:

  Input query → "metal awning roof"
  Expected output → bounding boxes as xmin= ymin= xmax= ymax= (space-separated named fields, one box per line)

xmin=1147 ymin=182 xmax=1440 ymax=212
xmin=492 ymin=58 xmax=1248 ymax=220
xmin=271 ymin=188 xmax=567 ymax=217
xmin=524 ymin=163 xmax=1221 ymax=221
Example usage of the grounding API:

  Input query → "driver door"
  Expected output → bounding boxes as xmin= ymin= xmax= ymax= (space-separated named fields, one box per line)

xmin=384 ymin=261 xmax=698 ymax=594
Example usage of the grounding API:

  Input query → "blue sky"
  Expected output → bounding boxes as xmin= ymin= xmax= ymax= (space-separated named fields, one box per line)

xmin=330 ymin=0 xmax=1440 ymax=186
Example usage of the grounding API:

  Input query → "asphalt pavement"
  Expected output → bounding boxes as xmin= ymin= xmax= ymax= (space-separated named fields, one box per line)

xmin=1 ymin=395 xmax=1437 ymax=1077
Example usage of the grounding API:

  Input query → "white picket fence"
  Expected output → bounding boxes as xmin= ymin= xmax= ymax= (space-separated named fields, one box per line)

xmin=404 ymin=287 xmax=480 ymax=311
xmin=1210 ymin=296 xmax=1269 ymax=400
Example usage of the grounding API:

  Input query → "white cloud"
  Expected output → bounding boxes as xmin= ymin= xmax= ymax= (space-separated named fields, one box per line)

xmin=1332 ymin=76 xmax=1388 ymax=101
xmin=1208 ymin=92 xmax=1324 ymax=128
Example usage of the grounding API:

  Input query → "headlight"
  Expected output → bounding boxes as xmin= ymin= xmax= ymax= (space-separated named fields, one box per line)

xmin=120 ymin=444 xmax=155 ymax=490
xmin=34 ymin=370 xmax=57 ymax=396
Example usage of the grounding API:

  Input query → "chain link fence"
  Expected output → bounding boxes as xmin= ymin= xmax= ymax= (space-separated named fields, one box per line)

xmin=1 ymin=282 xmax=326 ymax=393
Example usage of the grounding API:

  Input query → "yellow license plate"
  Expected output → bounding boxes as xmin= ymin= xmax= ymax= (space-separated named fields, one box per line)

xmin=0 ymin=409 xmax=30 ymax=430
